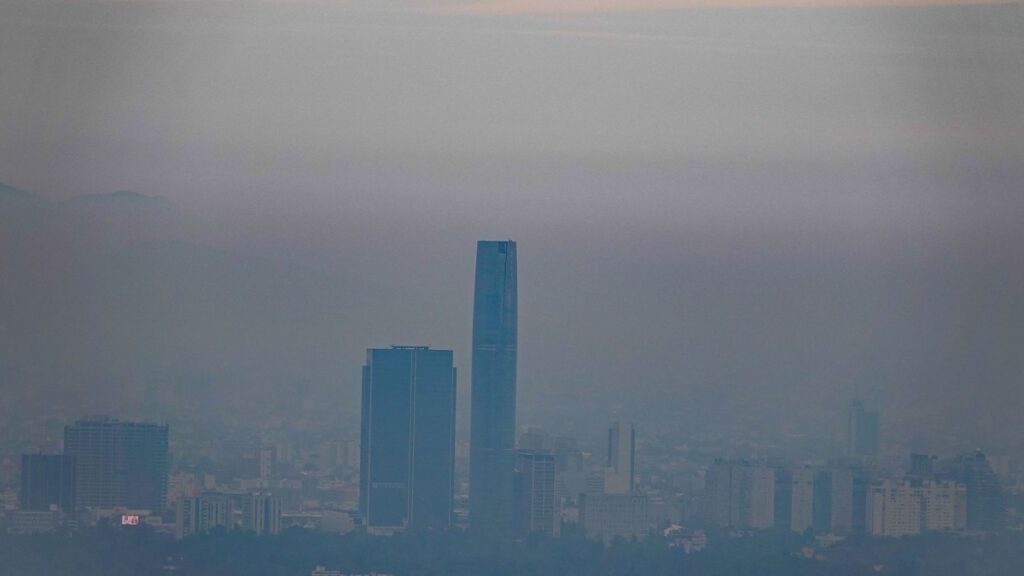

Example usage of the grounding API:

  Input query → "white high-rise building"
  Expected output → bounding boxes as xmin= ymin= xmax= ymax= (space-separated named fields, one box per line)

xmin=923 ymin=481 xmax=967 ymax=531
xmin=867 ymin=480 xmax=966 ymax=537
xmin=243 ymin=492 xmax=281 ymax=535
xmin=176 ymin=493 xmax=232 ymax=540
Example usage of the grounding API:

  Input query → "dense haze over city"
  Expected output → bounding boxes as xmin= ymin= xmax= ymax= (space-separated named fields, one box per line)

xmin=1 ymin=1 xmax=1023 ymax=574
xmin=3 ymin=0 xmax=1022 ymax=452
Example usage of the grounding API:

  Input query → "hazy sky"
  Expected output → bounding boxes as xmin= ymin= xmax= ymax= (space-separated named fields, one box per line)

xmin=1 ymin=0 xmax=1022 ymax=452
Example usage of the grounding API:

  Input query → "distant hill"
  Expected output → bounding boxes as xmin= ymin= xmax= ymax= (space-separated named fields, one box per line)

xmin=0 ymin=181 xmax=50 ymax=226
xmin=62 ymin=189 xmax=175 ymax=207
xmin=0 ymin=181 xmax=44 ymax=202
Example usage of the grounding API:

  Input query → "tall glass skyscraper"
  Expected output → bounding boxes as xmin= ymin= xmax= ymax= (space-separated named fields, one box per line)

xmin=469 ymin=240 xmax=518 ymax=535
xmin=360 ymin=346 xmax=456 ymax=530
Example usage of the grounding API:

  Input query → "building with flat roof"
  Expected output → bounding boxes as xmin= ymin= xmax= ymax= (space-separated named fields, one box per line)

xmin=705 ymin=460 xmax=775 ymax=529
xmin=360 ymin=346 xmax=456 ymax=530
xmin=243 ymin=492 xmax=281 ymax=535
xmin=176 ymin=493 xmax=233 ymax=539
xmin=514 ymin=450 xmax=558 ymax=536
xmin=20 ymin=453 xmax=76 ymax=513
xmin=604 ymin=422 xmax=636 ymax=495
xmin=64 ymin=417 xmax=169 ymax=512
xmin=580 ymin=492 xmax=650 ymax=543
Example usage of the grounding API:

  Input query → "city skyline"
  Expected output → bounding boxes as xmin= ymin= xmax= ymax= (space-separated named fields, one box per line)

xmin=1 ymin=0 xmax=1022 ymax=573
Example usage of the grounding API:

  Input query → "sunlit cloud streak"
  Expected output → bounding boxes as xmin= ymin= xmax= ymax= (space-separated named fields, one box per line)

xmin=440 ymin=0 xmax=1013 ymax=15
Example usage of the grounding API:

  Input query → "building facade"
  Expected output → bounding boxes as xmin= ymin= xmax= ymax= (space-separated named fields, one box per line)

xmin=791 ymin=469 xmax=816 ymax=533
xmin=176 ymin=493 xmax=233 ymax=539
xmin=814 ymin=467 xmax=854 ymax=534
xmin=866 ymin=479 xmax=966 ymax=537
xmin=20 ymin=454 xmax=76 ymax=513
xmin=63 ymin=418 xmax=169 ymax=512
xmin=514 ymin=450 xmax=559 ymax=536
xmin=705 ymin=460 xmax=775 ymax=529
xmin=360 ymin=346 xmax=456 ymax=529
xmin=604 ymin=422 xmax=636 ymax=495
xmin=243 ymin=492 xmax=281 ymax=535
xmin=936 ymin=451 xmax=1005 ymax=531
xmin=580 ymin=492 xmax=650 ymax=543
xmin=469 ymin=240 xmax=518 ymax=536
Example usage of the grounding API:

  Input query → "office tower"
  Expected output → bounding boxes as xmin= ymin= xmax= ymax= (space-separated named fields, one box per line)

xmin=604 ymin=422 xmax=636 ymax=495
xmin=514 ymin=450 xmax=559 ymax=536
xmin=936 ymin=451 xmax=1005 ymax=531
xmin=20 ymin=454 xmax=76 ymax=512
xmin=360 ymin=346 xmax=456 ymax=530
xmin=846 ymin=400 xmax=880 ymax=458
xmin=704 ymin=460 xmax=775 ymax=529
xmin=64 ymin=417 xmax=169 ymax=511
xmin=243 ymin=492 xmax=281 ymax=535
xmin=580 ymin=492 xmax=650 ymax=543
xmin=814 ymin=467 xmax=854 ymax=534
xmin=469 ymin=240 xmax=518 ymax=535
xmin=176 ymin=493 xmax=232 ymax=539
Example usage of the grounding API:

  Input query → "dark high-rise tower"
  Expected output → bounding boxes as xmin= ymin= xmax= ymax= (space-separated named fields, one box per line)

xmin=846 ymin=400 xmax=880 ymax=458
xmin=469 ymin=240 xmax=518 ymax=535
xmin=937 ymin=451 xmax=1005 ymax=531
xmin=20 ymin=454 xmax=76 ymax=512
xmin=360 ymin=346 xmax=457 ymax=529
xmin=64 ymin=418 xmax=169 ymax=511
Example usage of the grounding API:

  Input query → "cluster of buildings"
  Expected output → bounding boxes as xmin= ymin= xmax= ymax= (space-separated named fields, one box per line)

xmin=2 ymin=240 xmax=1018 ymax=547
xmin=701 ymin=440 xmax=1006 ymax=538
xmin=8 ymin=416 xmax=285 ymax=538
xmin=10 ymin=417 xmax=168 ymax=533
xmin=177 ymin=491 xmax=281 ymax=538
xmin=357 ymin=241 xmax=655 ymax=543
